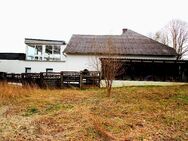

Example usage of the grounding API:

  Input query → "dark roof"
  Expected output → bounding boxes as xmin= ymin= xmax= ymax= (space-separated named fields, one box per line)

xmin=64 ymin=29 xmax=177 ymax=57
xmin=25 ymin=38 xmax=66 ymax=45
xmin=0 ymin=53 xmax=26 ymax=60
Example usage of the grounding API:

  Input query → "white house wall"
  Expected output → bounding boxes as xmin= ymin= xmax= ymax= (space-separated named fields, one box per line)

xmin=64 ymin=55 xmax=101 ymax=71
xmin=0 ymin=60 xmax=67 ymax=73
xmin=0 ymin=55 xmax=101 ymax=73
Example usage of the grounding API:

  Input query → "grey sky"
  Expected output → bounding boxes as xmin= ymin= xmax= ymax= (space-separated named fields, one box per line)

xmin=0 ymin=0 xmax=188 ymax=53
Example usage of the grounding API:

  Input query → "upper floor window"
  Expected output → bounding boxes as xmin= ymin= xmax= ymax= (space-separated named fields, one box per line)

xmin=35 ymin=45 xmax=42 ymax=55
xmin=54 ymin=46 xmax=60 ymax=54
xmin=45 ymin=45 xmax=53 ymax=55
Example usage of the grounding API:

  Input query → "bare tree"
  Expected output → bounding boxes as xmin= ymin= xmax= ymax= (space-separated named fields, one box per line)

xmin=151 ymin=31 xmax=169 ymax=45
xmin=168 ymin=20 xmax=188 ymax=59
xmin=152 ymin=19 xmax=188 ymax=59
xmin=90 ymin=37 xmax=123 ymax=97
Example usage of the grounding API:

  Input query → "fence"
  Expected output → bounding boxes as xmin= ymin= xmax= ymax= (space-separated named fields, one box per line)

xmin=0 ymin=71 xmax=101 ymax=88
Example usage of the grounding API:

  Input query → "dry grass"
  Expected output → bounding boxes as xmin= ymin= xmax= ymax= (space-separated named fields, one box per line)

xmin=0 ymin=83 xmax=188 ymax=140
xmin=0 ymin=83 xmax=33 ymax=105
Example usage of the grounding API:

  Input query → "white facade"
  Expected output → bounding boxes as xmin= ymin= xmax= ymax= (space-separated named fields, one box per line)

xmin=64 ymin=55 xmax=101 ymax=71
xmin=0 ymin=55 xmax=100 ymax=73
xmin=0 ymin=60 xmax=65 ymax=73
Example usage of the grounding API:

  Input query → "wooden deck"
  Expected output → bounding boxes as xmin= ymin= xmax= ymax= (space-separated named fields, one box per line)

xmin=0 ymin=71 xmax=101 ymax=88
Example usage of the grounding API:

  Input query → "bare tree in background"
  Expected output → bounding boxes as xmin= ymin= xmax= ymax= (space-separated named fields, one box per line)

xmin=151 ymin=31 xmax=169 ymax=45
xmin=151 ymin=19 xmax=188 ymax=59
xmin=168 ymin=20 xmax=188 ymax=59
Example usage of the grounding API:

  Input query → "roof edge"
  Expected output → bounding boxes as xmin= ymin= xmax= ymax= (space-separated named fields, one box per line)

xmin=25 ymin=38 xmax=66 ymax=45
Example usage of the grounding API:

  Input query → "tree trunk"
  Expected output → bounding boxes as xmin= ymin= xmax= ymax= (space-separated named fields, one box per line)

xmin=107 ymin=86 xmax=111 ymax=97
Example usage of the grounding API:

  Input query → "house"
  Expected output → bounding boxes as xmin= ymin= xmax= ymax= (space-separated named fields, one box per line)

xmin=0 ymin=29 xmax=187 ymax=81
xmin=64 ymin=29 xmax=188 ymax=81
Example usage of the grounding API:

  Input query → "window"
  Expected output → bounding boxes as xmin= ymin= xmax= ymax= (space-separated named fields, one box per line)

xmin=45 ymin=45 xmax=53 ymax=54
xmin=35 ymin=45 xmax=42 ymax=55
xmin=25 ymin=67 xmax=31 ymax=73
xmin=54 ymin=46 xmax=60 ymax=54
xmin=46 ymin=68 xmax=53 ymax=73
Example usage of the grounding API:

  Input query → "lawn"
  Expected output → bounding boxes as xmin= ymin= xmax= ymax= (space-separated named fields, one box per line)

xmin=0 ymin=83 xmax=188 ymax=141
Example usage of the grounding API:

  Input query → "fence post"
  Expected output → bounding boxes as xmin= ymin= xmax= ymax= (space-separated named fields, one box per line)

xmin=21 ymin=73 xmax=25 ymax=85
xmin=10 ymin=73 xmax=15 ymax=82
xmin=4 ymin=72 xmax=7 ymax=81
xmin=80 ymin=71 xmax=82 ymax=88
xmin=40 ymin=72 xmax=44 ymax=88
xmin=0 ymin=72 xmax=7 ymax=81
xmin=98 ymin=72 xmax=101 ymax=88
xmin=60 ymin=71 xmax=64 ymax=88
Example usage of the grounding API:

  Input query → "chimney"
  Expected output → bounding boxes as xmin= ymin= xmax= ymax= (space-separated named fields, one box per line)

xmin=122 ymin=28 xmax=128 ymax=34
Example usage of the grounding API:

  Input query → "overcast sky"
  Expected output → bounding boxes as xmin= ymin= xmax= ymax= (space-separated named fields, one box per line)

xmin=0 ymin=0 xmax=188 ymax=53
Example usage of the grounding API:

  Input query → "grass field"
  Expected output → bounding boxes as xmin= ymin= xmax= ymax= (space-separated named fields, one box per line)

xmin=0 ymin=83 xmax=188 ymax=141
